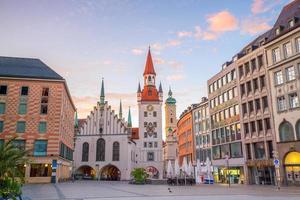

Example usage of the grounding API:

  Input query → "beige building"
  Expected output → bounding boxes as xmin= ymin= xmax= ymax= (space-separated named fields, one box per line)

xmin=264 ymin=0 xmax=300 ymax=186
xmin=0 ymin=56 xmax=76 ymax=183
xmin=163 ymin=88 xmax=178 ymax=177
xmin=236 ymin=41 xmax=276 ymax=185
xmin=208 ymin=61 xmax=244 ymax=184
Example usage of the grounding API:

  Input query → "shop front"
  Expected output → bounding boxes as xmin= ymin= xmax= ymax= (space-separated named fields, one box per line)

xmin=246 ymin=159 xmax=275 ymax=185
xmin=284 ymin=151 xmax=300 ymax=186
xmin=213 ymin=166 xmax=244 ymax=184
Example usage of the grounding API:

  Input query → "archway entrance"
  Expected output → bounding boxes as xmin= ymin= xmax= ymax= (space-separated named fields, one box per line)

xmin=76 ymin=165 xmax=95 ymax=180
xmin=146 ymin=166 xmax=159 ymax=179
xmin=284 ymin=151 xmax=300 ymax=185
xmin=100 ymin=165 xmax=121 ymax=181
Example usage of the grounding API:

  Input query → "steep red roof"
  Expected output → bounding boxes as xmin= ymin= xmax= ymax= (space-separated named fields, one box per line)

xmin=131 ymin=128 xmax=139 ymax=140
xmin=143 ymin=48 xmax=156 ymax=76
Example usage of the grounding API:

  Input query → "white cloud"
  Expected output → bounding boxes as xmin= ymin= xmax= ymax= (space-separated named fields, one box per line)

xmin=177 ymin=31 xmax=193 ymax=38
xmin=166 ymin=74 xmax=185 ymax=81
xmin=131 ymin=48 xmax=144 ymax=55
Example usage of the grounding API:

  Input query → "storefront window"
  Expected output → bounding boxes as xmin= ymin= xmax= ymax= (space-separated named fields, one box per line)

xmin=230 ymin=142 xmax=243 ymax=158
xmin=30 ymin=164 xmax=52 ymax=177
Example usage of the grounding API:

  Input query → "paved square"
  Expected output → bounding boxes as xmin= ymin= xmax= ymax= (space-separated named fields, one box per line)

xmin=22 ymin=181 xmax=300 ymax=200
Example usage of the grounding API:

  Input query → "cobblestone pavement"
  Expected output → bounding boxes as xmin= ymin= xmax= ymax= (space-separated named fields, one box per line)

xmin=22 ymin=181 xmax=300 ymax=200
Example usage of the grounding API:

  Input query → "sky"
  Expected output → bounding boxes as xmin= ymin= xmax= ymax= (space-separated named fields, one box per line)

xmin=0 ymin=0 xmax=292 ymax=129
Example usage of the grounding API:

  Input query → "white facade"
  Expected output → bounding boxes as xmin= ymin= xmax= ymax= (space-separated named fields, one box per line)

xmin=74 ymin=101 xmax=136 ymax=180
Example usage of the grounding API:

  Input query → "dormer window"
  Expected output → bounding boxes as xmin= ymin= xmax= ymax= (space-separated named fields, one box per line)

xmin=289 ymin=19 xmax=295 ymax=28
xmin=275 ymin=27 xmax=281 ymax=35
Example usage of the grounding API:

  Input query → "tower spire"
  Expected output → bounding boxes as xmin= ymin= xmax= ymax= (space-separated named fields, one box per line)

xmin=137 ymin=82 xmax=141 ymax=93
xmin=159 ymin=82 xmax=163 ymax=93
xmin=100 ymin=77 xmax=105 ymax=104
xmin=143 ymin=48 xmax=156 ymax=76
xmin=168 ymin=86 xmax=172 ymax=97
xmin=119 ymin=99 xmax=123 ymax=119
xmin=127 ymin=107 xmax=132 ymax=128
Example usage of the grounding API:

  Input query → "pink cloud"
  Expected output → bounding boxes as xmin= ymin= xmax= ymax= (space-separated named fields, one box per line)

xmin=207 ymin=10 xmax=238 ymax=33
xmin=241 ymin=17 xmax=271 ymax=35
xmin=194 ymin=26 xmax=202 ymax=40
xmin=202 ymin=31 xmax=218 ymax=40
xmin=154 ymin=58 xmax=165 ymax=65
xmin=166 ymin=74 xmax=185 ymax=81
xmin=166 ymin=39 xmax=181 ymax=47
xmin=251 ymin=0 xmax=281 ymax=15
xmin=177 ymin=31 xmax=193 ymax=38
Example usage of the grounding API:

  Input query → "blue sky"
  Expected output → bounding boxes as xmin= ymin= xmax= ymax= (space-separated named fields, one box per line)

xmin=0 ymin=0 xmax=292 ymax=128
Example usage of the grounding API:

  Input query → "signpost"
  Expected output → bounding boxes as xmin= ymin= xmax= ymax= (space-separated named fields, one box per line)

xmin=272 ymin=151 xmax=281 ymax=190
xmin=225 ymin=153 xmax=230 ymax=188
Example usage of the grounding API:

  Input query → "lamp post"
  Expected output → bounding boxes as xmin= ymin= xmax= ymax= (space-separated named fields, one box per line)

xmin=225 ymin=153 xmax=230 ymax=188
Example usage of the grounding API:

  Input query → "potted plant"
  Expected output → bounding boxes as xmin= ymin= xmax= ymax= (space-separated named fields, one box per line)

xmin=130 ymin=168 xmax=148 ymax=184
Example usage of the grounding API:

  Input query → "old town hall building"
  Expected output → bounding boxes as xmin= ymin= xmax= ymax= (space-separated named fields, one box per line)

xmin=74 ymin=48 xmax=164 ymax=180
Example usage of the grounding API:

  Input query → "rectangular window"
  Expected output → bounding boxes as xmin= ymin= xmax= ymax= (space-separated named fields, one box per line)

xmin=18 ymin=103 xmax=27 ymax=115
xmin=21 ymin=86 xmax=29 ymax=96
xmin=16 ymin=121 xmax=26 ymax=133
xmin=144 ymin=111 xmax=147 ymax=117
xmin=258 ymin=55 xmax=263 ymax=68
xmin=153 ymin=111 xmax=157 ymax=117
xmin=244 ymin=123 xmax=249 ymax=134
xmin=148 ymin=142 xmax=153 ymax=148
xmin=230 ymin=142 xmax=243 ymax=158
xmin=296 ymin=37 xmax=300 ymax=52
xmin=144 ymin=122 xmax=148 ymax=127
xmin=254 ymin=142 xmax=266 ymax=159
xmin=274 ymin=71 xmax=283 ymax=85
xmin=246 ymin=143 xmax=252 ymax=160
xmin=33 ymin=140 xmax=47 ymax=156
xmin=231 ymin=69 xmax=236 ymax=80
xmin=0 ymin=121 xmax=3 ymax=133
xmin=12 ymin=140 xmax=26 ymax=151
xmin=234 ymin=105 xmax=239 ymax=115
xmin=255 ymin=99 xmax=261 ymax=111
xmin=0 ymin=85 xmax=7 ymax=95
xmin=246 ymin=81 xmax=252 ymax=94
xmin=286 ymin=66 xmax=296 ymax=81
xmin=40 ymin=88 xmax=49 ymax=115
xmin=264 ymin=118 xmax=271 ymax=130
xmin=221 ymin=144 xmax=230 ymax=158
xmin=283 ymin=42 xmax=292 ymax=58
xmin=251 ymin=58 xmax=256 ymax=72
xmin=240 ymin=84 xmax=245 ymax=96
xmin=253 ymin=78 xmax=258 ymax=91
xmin=0 ymin=103 xmax=5 ymax=114
xmin=248 ymin=101 xmax=254 ymax=113
xmin=242 ymin=103 xmax=247 ymax=116
xmin=154 ymin=142 xmax=158 ymax=148
xmin=239 ymin=65 xmax=244 ymax=78
xmin=147 ymin=152 xmax=154 ymax=161
xmin=272 ymin=47 xmax=281 ymax=63
xmin=250 ymin=121 xmax=256 ymax=132
xmin=260 ymin=75 xmax=266 ymax=89
xmin=38 ymin=122 xmax=47 ymax=133
xmin=212 ymin=146 xmax=221 ymax=159
xmin=245 ymin=62 xmax=250 ymax=75
xmin=289 ymin=93 xmax=299 ymax=108
xmin=257 ymin=120 xmax=263 ymax=131
xmin=277 ymin=96 xmax=287 ymax=111
xmin=262 ymin=96 xmax=268 ymax=110
xmin=144 ymin=142 xmax=147 ymax=148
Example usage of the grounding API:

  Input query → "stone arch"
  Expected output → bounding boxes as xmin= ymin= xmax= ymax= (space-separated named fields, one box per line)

xmin=100 ymin=164 xmax=121 ymax=181
xmin=76 ymin=165 xmax=95 ymax=179
xmin=145 ymin=166 xmax=159 ymax=179
xmin=279 ymin=120 xmax=295 ymax=142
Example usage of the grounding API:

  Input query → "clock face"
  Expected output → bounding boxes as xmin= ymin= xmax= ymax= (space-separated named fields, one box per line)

xmin=147 ymin=105 xmax=154 ymax=111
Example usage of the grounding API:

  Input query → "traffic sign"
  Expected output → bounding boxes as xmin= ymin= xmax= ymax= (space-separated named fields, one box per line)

xmin=274 ymin=159 xmax=280 ymax=168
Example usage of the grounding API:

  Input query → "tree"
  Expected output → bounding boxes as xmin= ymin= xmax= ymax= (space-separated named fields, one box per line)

xmin=0 ymin=138 xmax=29 ymax=199
xmin=131 ymin=168 xmax=148 ymax=184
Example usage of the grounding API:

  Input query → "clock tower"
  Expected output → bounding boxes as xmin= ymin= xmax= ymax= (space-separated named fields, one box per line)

xmin=137 ymin=47 xmax=163 ymax=179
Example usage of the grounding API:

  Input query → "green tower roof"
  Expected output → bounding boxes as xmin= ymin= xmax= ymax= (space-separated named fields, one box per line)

xmin=166 ymin=87 xmax=176 ymax=104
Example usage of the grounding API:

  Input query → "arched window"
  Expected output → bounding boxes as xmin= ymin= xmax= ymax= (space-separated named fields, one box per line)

xmin=148 ymin=76 xmax=151 ymax=82
xmin=112 ymin=142 xmax=120 ymax=161
xmin=295 ymin=120 xmax=300 ymax=140
xmin=279 ymin=121 xmax=295 ymax=142
xmin=82 ymin=142 xmax=89 ymax=162
xmin=96 ymin=138 xmax=105 ymax=161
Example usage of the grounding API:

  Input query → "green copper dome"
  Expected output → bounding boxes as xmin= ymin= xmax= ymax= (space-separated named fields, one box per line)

xmin=166 ymin=87 xmax=176 ymax=104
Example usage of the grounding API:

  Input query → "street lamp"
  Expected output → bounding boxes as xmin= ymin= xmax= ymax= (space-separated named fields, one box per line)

xmin=225 ymin=152 xmax=230 ymax=188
